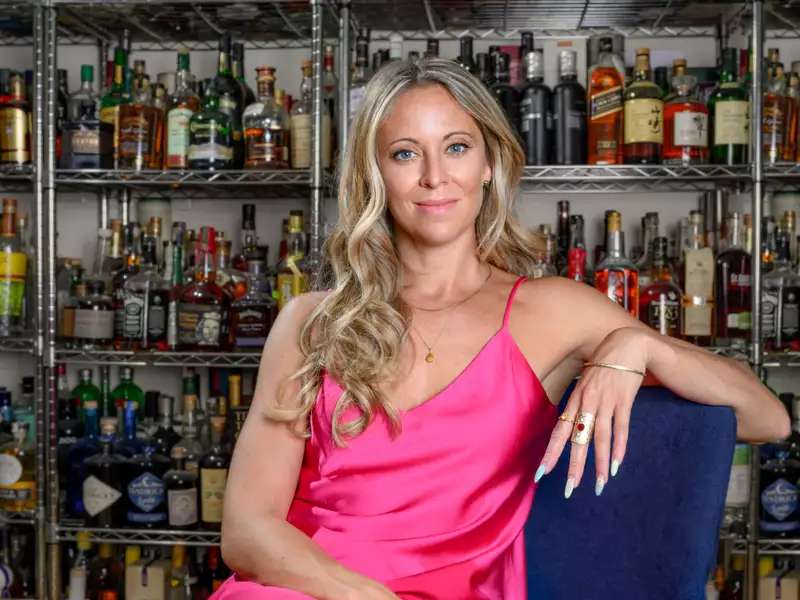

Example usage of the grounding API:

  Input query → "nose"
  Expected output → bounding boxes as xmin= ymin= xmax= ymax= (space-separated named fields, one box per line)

xmin=419 ymin=151 xmax=449 ymax=189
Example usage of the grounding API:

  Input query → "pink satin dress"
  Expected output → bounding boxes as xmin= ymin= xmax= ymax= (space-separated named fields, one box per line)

xmin=212 ymin=276 xmax=557 ymax=599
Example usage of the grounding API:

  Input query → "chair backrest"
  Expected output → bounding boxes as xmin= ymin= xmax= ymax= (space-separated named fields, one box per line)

xmin=525 ymin=384 xmax=737 ymax=600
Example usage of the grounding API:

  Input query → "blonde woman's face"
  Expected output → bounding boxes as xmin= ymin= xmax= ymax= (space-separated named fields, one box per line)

xmin=377 ymin=83 xmax=492 ymax=247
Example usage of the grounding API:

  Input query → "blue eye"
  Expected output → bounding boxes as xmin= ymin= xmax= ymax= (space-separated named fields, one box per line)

xmin=392 ymin=149 xmax=415 ymax=161
xmin=448 ymin=142 xmax=469 ymax=154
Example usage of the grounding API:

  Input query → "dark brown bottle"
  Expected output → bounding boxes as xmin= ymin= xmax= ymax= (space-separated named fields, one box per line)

xmin=199 ymin=416 xmax=230 ymax=531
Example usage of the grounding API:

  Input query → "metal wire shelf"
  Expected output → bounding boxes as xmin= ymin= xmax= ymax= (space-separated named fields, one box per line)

xmin=519 ymin=165 xmax=751 ymax=193
xmin=0 ymin=510 xmax=36 ymax=525
xmin=763 ymin=351 xmax=800 ymax=369
xmin=0 ymin=335 xmax=36 ymax=354
xmin=55 ymin=346 xmax=261 ymax=368
xmin=55 ymin=524 xmax=220 ymax=547
xmin=367 ymin=26 xmax=719 ymax=41
xmin=0 ymin=165 xmax=34 ymax=191
xmin=732 ymin=537 xmax=800 ymax=556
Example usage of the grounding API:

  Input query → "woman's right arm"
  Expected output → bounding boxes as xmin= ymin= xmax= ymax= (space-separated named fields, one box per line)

xmin=220 ymin=293 xmax=399 ymax=600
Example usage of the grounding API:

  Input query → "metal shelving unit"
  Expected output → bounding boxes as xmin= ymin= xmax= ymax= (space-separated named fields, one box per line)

xmin=54 ymin=347 xmax=262 ymax=368
xmin=54 ymin=525 xmax=220 ymax=547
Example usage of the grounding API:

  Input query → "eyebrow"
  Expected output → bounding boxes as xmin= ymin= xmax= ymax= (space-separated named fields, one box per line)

xmin=388 ymin=131 xmax=475 ymax=145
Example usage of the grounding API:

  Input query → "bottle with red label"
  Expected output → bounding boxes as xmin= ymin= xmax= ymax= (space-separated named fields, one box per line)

xmin=561 ymin=214 xmax=592 ymax=285
xmin=715 ymin=213 xmax=752 ymax=347
xmin=594 ymin=210 xmax=638 ymax=317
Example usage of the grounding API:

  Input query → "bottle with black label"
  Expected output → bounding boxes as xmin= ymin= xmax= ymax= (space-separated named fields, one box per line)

xmin=552 ymin=50 xmax=587 ymax=165
xmin=519 ymin=50 xmax=551 ymax=166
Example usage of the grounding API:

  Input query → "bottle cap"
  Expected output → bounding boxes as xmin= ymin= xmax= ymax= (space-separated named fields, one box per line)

xmin=76 ymin=531 xmax=92 ymax=551
xmin=120 ymin=366 xmax=134 ymax=380
xmin=125 ymin=545 xmax=141 ymax=566
xmin=80 ymin=64 xmax=94 ymax=82
xmin=524 ymin=50 xmax=544 ymax=80
xmin=79 ymin=368 xmax=93 ymax=381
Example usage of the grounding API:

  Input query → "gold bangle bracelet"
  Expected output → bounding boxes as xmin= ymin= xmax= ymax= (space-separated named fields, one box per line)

xmin=582 ymin=361 xmax=645 ymax=377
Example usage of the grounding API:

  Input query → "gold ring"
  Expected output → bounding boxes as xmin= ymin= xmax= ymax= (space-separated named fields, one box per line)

xmin=557 ymin=414 xmax=575 ymax=423
xmin=570 ymin=411 xmax=595 ymax=446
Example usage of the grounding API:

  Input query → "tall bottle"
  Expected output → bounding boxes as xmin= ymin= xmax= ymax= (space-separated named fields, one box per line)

xmin=200 ymin=416 xmax=230 ymax=531
xmin=349 ymin=28 xmax=371 ymax=124
xmin=166 ymin=50 xmax=201 ymax=170
xmin=638 ymin=237 xmax=683 ymax=337
xmin=552 ymin=50 xmax=587 ymax=165
xmin=243 ymin=66 xmax=290 ymax=169
xmin=561 ymin=215 xmax=591 ymax=284
xmin=715 ymin=213 xmax=752 ymax=347
xmin=290 ymin=60 xmax=331 ymax=169
xmin=0 ymin=73 xmax=30 ymax=170
xmin=212 ymin=33 xmax=244 ymax=168
xmin=0 ymin=198 xmax=26 ymax=337
xmin=489 ymin=52 xmax=520 ymax=133
xmin=112 ymin=223 xmax=140 ymax=346
xmin=276 ymin=211 xmax=308 ymax=310
xmin=623 ymin=48 xmax=663 ymax=164
xmin=709 ymin=48 xmax=749 ymax=165
xmin=519 ymin=50 xmax=550 ymax=166
xmin=663 ymin=68 xmax=709 ymax=165
xmin=587 ymin=37 xmax=624 ymax=165
xmin=764 ymin=62 xmax=789 ymax=165
xmin=635 ymin=212 xmax=660 ymax=290
xmin=457 ymin=37 xmax=476 ymax=74
xmin=62 ymin=65 xmax=113 ymax=169
xmin=231 ymin=42 xmax=256 ymax=107
xmin=83 ymin=417 xmax=125 ymax=528
xmin=594 ymin=210 xmax=639 ymax=317
xmin=65 ymin=400 xmax=101 ymax=518
xmin=763 ymin=231 xmax=800 ymax=349
xmin=784 ymin=73 xmax=800 ymax=162
xmin=118 ymin=77 xmax=164 ymax=170
xmin=99 ymin=48 xmax=130 ymax=168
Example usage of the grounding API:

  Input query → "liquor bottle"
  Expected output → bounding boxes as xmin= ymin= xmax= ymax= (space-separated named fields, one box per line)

xmin=551 ymin=50 xmax=586 ymax=165
xmin=349 ymin=28 xmax=371 ymax=124
xmin=83 ymin=417 xmax=125 ymax=527
xmin=531 ymin=226 xmax=558 ymax=279
xmin=115 ymin=400 xmax=146 ymax=459
xmin=243 ymin=66 xmax=290 ymax=169
xmin=227 ymin=374 xmax=248 ymax=444
xmin=0 ymin=198 xmax=26 ymax=336
xmin=212 ymin=33 xmax=244 ymax=168
xmin=588 ymin=37 xmax=624 ymax=165
xmin=166 ymin=50 xmax=201 ymax=170
xmin=112 ymin=223 xmax=141 ymax=344
xmin=0 ymin=73 xmax=30 ymax=169
xmin=167 ymin=230 xmax=184 ymax=350
xmin=74 ymin=280 xmax=114 ymax=349
xmin=231 ymin=42 xmax=256 ymax=107
xmin=561 ymin=215 xmax=591 ymax=284
xmin=99 ymin=220 xmax=124 ymax=288
xmin=681 ymin=211 xmax=715 ymax=345
xmin=61 ymin=64 xmax=114 ymax=169
xmin=490 ymin=52 xmax=520 ymax=132
xmin=554 ymin=200 xmax=570 ymax=273
xmin=623 ymin=48 xmax=663 ymax=164
xmin=87 ymin=543 xmax=124 ymax=599
xmin=456 ymin=36 xmax=476 ymax=74
xmin=200 ymin=416 xmax=230 ymax=531
xmin=118 ymin=76 xmax=164 ymax=170
xmin=715 ymin=213 xmax=752 ymax=347
xmin=763 ymin=231 xmax=800 ymax=349
xmin=173 ymin=377 xmax=203 ymax=477
xmin=0 ymin=422 xmax=35 ymax=512
xmin=100 ymin=48 xmax=131 ymax=168
xmin=764 ymin=62 xmax=788 ymax=166
xmin=65 ymin=399 xmax=101 ymax=518
xmin=760 ymin=432 xmax=800 ymax=537
xmin=67 ymin=532 xmax=91 ymax=600
xmin=784 ymin=73 xmax=800 ymax=162
xmin=276 ymin=211 xmax=308 ymax=310
xmin=123 ymin=444 xmax=169 ymax=527
xmin=188 ymin=86 xmax=234 ymax=170
xmin=519 ymin=50 xmax=550 ymax=166
xmin=594 ymin=210 xmax=639 ymax=317
xmin=215 ymin=237 xmax=246 ymax=300
xmin=233 ymin=204 xmax=257 ymax=272
xmin=152 ymin=394 xmax=180 ymax=458
xmin=635 ymin=212 xmax=660 ymax=290
xmin=274 ymin=88 xmax=291 ymax=165
xmin=709 ymin=48 xmax=749 ymax=165
xmin=164 ymin=445 xmax=199 ymax=530
xmin=201 ymin=546 xmax=230 ymax=595
xmin=638 ymin=237 xmax=683 ymax=337
xmin=663 ymin=69 xmax=709 ymax=165
xmin=230 ymin=255 xmax=277 ymax=348
xmin=71 ymin=368 xmax=102 ymax=421
xmin=178 ymin=226 xmax=231 ymax=350
xmin=55 ymin=68 xmax=69 ymax=162
xmin=291 ymin=60 xmax=332 ymax=169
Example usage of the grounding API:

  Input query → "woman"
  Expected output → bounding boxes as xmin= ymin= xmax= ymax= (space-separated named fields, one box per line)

xmin=214 ymin=58 xmax=788 ymax=600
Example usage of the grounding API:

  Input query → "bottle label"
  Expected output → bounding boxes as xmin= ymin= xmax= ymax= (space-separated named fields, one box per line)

xmin=168 ymin=487 xmax=198 ymax=527
xmin=200 ymin=467 xmax=227 ymax=523
xmin=290 ymin=113 xmax=312 ymax=168
xmin=567 ymin=247 xmax=587 ymax=282
xmin=684 ymin=248 xmax=714 ymax=298
xmin=590 ymin=86 xmax=623 ymax=121
xmin=762 ymin=288 xmax=780 ymax=339
xmin=0 ymin=251 xmax=26 ymax=319
xmin=166 ymin=107 xmax=193 ymax=167
xmin=714 ymin=100 xmax=749 ymax=145
xmin=0 ymin=454 xmax=22 ymax=485
xmin=177 ymin=303 xmax=223 ymax=346
xmin=127 ymin=471 xmax=166 ymax=519
xmin=218 ymin=95 xmax=242 ymax=138
xmin=68 ymin=127 xmax=101 ymax=155
xmin=147 ymin=291 xmax=168 ymax=340
xmin=0 ymin=107 xmax=29 ymax=163
xmin=763 ymin=98 xmax=785 ymax=143
xmin=189 ymin=121 xmax=233 ymax=162
xmin=726 ymin=444 xmax=751 ymax=508
xmin=277 ymin=265 xmax=308 ymax=309
xmin=727 ymin=311 xmax=752 ymax=331
xmin=118 ymin=110 xmax=152 ymax=162
xmin=762 ymin=478 xmax=799 ymax=527
xmin=349 ymin=86 xmax=366 ymax=122
xmin=646 ymin=292 xmax=681 ymax=334
xmin=82 ymin=474 xmax=122 ymax=517
xmin=244 ymin=127 xmax=288 ymax=167
xmin=673 ymin=111 xmax=708 ymax=147
xmin=188 ymin=142 xmax=233 ymax=162
xmin=623 ymin=98 xmax=663 ymax=144
xmin=0 ymin=481 xmax=34 ymax=503
xmin=519 ymin=97 xmax=547 ymax=134
xmin=233 ymin=307 xmax=271 ymax=347
xmin=121 ymin=291 xmax=145 ymax=340
xmin=74 ymin=308 xmax=114 ymax=340
xmin=683 ymin=303 xmax=713 ymax=337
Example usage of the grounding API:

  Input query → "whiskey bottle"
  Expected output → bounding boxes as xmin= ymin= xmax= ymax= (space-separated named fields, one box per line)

xmin=623 ymin=48 xmax=663 ymax=164
xmin=291 ymin=60 xmax=331 ymax=169
xmin=231 ymin=42 xmax=256 ymax=107
xmin=230 ymin=255 xmax=277 ymax=348
xmin=112 ymin=224 xmax=141 ymax=346
xmin=0 ymin=422 xmax=35 ymax=512
xmin=0 ymin=198 xmax=27 ymax=337
xmin=663 ymin=69 xmax=709 ymax=165
xmin=83 ymin=417 xmax=125 ymax=528
xmin=118 ymin=77 xmax=164 ymax=170
xmin=764 ymin=62 xmax=788 ymax=165
xmin=594 ymin=210 xmax=639 ymax=317
xmin=276 ymin=211 xmax=308 ymax=310
xmin=490 ymin=52 xmax=520 ymax=132
xmin=62 ymin=65 xmax=114 ymax=169
xmin=99 ymin=48 xmax=131 ymax=168
xmin=588 ymin=37 xmax=624 ymax=165
xmin=762 ymin=231 xmax=800 ymax=349
xmin=166 ymin=50 xmax=201 ymax=170
xmin=709 ymin=48 xmax=749 ymax=165
xmin=200 ymin=416 xmax=230 ymax=531
xmin=552 ymin=50 xmax=586 ymax=165
xmin=715 ymin=213 xmax=752 ymax=347
xmin=212 ymin=33 xmax=244 ymax=168
xmin=639 ymin=237 xmax=683 ymax=337
xmin=164 ymin=445 xmax=198 ymax=529
xmin=0 ymin=73 xmax=30 ymax=169
xmin=680 ymin=211 xmax=715 ymax=345
xmin=188 ymin=87 xmax=233 ymax=170
xmin=243 ymin=66 xmax=289 ymax=169
xmin=519 ymin=50 xmax=550 ymax=166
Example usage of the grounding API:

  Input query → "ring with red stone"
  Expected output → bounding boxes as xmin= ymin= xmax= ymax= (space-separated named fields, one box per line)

xmin=570 ymin=411 xmax=595 ymax=445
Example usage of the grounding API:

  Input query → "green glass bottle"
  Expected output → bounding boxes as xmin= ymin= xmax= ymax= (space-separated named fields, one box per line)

xmin=71 ymin=368 xmax=101 ymax=423
xmin=211 ymin=33 xmax=244 ymax=168
xmin=110 ymin=366 xmax=144 ymax=422
xmin=188 ymin=88 xmax=233 ymax=170
xmin=99 ymin=47 xmax=131 ymax=168
xmin=709 ymin=48 xmax=749 ymax=165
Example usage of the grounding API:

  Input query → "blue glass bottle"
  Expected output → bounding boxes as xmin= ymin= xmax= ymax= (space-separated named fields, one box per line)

xmin=114 ymin=401 xmax=145 ymax=459
xmin=124 ymin=444 xmax=169 ymax=527
xmin=66 ymin=400 xmax=101 ymax=518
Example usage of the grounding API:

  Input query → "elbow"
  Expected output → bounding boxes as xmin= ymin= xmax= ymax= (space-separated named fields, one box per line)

xmin=737 ymin=398 xmax=792 ymax=444
xmin=220 ymin=522 xmax=245 ymax=575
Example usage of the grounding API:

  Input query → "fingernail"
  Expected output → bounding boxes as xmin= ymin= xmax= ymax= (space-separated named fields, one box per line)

xmin=534 ymin=464 xmax=547 ymax=483
xmin=611 ymin=460 xmax=621 ymax=478
xmin=564 ymin=477 xmax=575 ymax=499
xmin=595 ymin=477 xmax=606 ymax=497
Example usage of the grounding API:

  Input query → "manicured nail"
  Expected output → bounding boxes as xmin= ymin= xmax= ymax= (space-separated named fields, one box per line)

xmin=534 ymin=464 xmax=547 ymax=483
xmin=564 ymin=477 xmax=575 ymax=499
xmin=595 ymin=477 xmax=606 ymax=497
xmin=611 ymin=460 xmax=621 ymax=478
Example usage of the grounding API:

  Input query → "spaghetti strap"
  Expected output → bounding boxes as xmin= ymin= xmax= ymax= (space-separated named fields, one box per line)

xmin=502 ymin=276 xmax=528 ymax=328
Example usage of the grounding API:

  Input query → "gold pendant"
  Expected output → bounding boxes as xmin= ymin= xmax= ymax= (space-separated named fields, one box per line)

xmin=425 ymin=351 xmax=434 ymax=363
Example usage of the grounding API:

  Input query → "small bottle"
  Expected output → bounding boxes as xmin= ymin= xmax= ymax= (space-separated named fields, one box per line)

xmin=594 ymin=210 xmax=639 ymax=317
xmin=715 ymin=213 xmax=752 ymax=347
xmin=638 ymin=237 xmax=683 ymax=337
xmin=552 ymin=50 xmax=587 ymax=165
xmin=588 ymin=37 xmax=624 ymax=165
xmin=0 ymin=198 xmax=27 ymax=337
xmin=519 ymin=50 xmax=551 ymax=166
xmin=663 ymin=67 xmax=709 ymax=165
xmin=623 ymin=48 xmax=663 ymax=164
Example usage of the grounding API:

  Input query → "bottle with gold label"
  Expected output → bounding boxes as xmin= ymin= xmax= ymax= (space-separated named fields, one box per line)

xmin=764 ymin=59 xmax=788 ymax=166
xmin=0 ymin=422 xmax=35 ymax=512
xmin=99 ymin=48 xmax=131 ymax=168
xmin=200 ymin=416 xmax=230 ymax=531
xmin=0 ymin=73 xmax=31 ymax=170
xmin=0 ymin=198 xmax=26 ymax=337
xmin=118 ymin=77 xmax=164 ymax=170
xmin=242 ymin=66 xmax=289 ymax=169
xmin=276 ymin=210 xmax=308 ymax=310
xmin=166 ymin=50 xmax=201 ymax=170
xmin=623 ymin=48 xmax=663 ymax=164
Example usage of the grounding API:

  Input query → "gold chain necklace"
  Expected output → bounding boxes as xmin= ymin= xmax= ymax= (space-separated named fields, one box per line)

xmin=407 ymin=266 xmax=493 ymax=364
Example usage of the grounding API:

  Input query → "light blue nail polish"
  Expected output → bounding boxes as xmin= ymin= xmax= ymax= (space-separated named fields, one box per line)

xmin=564 ymin=478 xmax=575 ymax=499
xmin=534 ymin=464 xmax=547 ymax=483
xmin=611 ymin=460 xmax=621 ymax=477
xmin=595 ymin=478 xmax=605 ymax=497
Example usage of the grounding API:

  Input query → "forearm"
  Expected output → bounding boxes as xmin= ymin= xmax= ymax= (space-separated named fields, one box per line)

xmin=640 ymin=327 xmax=790 ymax=443
xmin=221 ymin=511 xmax=356 ymax=600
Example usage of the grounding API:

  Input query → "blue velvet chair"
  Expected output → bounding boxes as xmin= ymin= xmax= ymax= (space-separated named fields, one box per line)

xmin=525 ymin=384 xmax=738 ymax=600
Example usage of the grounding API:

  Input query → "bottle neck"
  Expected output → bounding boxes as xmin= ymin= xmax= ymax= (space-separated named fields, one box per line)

xmin=199 ymin=246 xmax=217 ymax=282
xmin=218 ymin=49 xmax=231 ymax=77
xmin=124 ymin=406 xmax=137 ymax=441
xmin=84 ymin=411 xmax=99 ymax=439
xmin=80 ymin=78 xmax=94 ymax=93
xmin=606 ymin=230 xmax=626 ymax=259
xmin=256 ymin=79 xmax=275 ymax=103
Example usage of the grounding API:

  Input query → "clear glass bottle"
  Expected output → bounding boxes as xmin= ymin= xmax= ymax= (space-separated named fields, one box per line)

xmin=623 ymin=48 xmax=663 ymax=164
xmin=290 ymin=60 xmax=332 ymax=169
xmin=74 ymin=279 xmax=114 ymax=349
xmin=0 ymin=198 xmax=27 ymax=337
xmin=764 ymin=61 xmax=789 ymax=165
xmin=166 ymin=49 xmax=201 ymax=170
xmin=588 ymin=37 xmax=624 ymax=165
xmin=663 ymin=70 xmax=709 ymax=165
xmin=763 ymin=231 xmax=800 ymax=349
xmin=594 ymin=210 xmax=639 ymax=317
xmin=230 ymin=256 xmax=277 ymax=348
xmin=715 ymin=213 xmax=752 ymax=347
xmin=638 ymin=237 xmax=683 ymax=337
xmin=243 ymin=66 xmax=290 ymax=169
xmin=61 ymin=64 xmax=114 ymax=169
xmin=349 ymin=28 xmax=371 ymax=124
xmin=112 ymin=223 xmax=141 ymax=347
xmin=276 ymin=210 xmax=308 ymax=310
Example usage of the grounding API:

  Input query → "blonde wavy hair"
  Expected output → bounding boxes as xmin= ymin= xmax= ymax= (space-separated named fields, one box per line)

xmin=266 ymin=57 xmax=544 ymax=446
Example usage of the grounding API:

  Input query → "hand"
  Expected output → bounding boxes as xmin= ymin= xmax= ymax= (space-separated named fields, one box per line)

xmin=328 ymin=568 xmax=402 ymax=600
xmin=534 ymin=327 xmax=648 ymax=499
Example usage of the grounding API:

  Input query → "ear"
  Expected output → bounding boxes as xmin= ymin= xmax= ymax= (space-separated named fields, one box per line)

xmin=482 ymin=165 xmax=492 ymax=183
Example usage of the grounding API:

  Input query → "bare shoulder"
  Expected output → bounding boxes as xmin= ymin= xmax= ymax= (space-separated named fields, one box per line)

xmin=268 ymin=291 xmax=330 ymax=347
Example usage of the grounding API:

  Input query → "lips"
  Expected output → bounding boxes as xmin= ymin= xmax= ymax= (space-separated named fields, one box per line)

xmin=414 ymin=198 xmax=459 ymax=214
